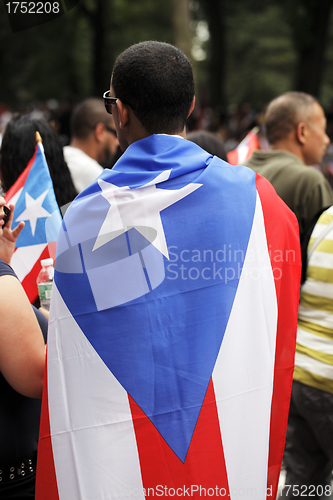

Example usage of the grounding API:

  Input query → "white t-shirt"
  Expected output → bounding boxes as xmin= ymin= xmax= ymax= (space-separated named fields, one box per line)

xmin=63 ymin=146 xmax=103 ymax=193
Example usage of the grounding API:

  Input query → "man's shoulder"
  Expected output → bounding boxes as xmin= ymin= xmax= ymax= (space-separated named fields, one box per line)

xmin=244 ymin=149 xmax=301 ymax=168
xmin=302 ymin=165 xmax=329 ymax=182
xmin=64 ymin=145 xmax=91 ymax=161
xmin=63 ymin=146 xmax=104 ymax=193
xmin=63 ymin=146 xmax=102 ymax=169
xmin=245 ymin=149 xmax=327 ymax=181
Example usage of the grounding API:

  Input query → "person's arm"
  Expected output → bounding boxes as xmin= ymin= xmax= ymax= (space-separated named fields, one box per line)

xmin=0 ymin=274 xmax=46 ymax=398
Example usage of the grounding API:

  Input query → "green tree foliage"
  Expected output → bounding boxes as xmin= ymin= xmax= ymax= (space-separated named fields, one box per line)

xmin=195 ymin=0 xmax=296 ymax=109
xmin=226 ymin=2 xmax=295 ymax=108
xmin=195 ymin=0 xmax=333 ymax=111
xmin=0 ymin=4 xmax=89 ymax=108
xmin=1 ymin=0 xmax=333 ymax=113
xmin=0 ymin=0 xmax=173 ymax=109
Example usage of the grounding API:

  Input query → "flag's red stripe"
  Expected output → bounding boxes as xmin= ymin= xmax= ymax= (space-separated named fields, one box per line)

xmin=256 ymin=174 xmax=301 ymax=498
xmin=21 ymin=244 xmax=56 ymax=303
xmin=129 ymin=378 xmax=229 ymax=498
xmin=35 ymin=354 xmax=59 ymax=500
xmin=226 ymin=130 xmax=259 ymax=165
xmin=226 ymin=149 xmax=239 ymax=165
xmin=5 ymin=145 xmax=37 ymax=201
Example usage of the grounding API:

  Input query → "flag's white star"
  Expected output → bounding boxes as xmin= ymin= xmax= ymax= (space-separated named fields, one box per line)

xmin=93 ymin=170 xmax=202 ymax=258
xmin=16 ymin=190 xmax=51 ymax=236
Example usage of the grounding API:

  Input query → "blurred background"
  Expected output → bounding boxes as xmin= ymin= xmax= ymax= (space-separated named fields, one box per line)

xmin=2 ymin=0 xmax=333 ymax=178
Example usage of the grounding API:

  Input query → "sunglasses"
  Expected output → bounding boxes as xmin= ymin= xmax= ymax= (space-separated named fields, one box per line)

xmin=103 ymin=90 xmax=132 ymax=114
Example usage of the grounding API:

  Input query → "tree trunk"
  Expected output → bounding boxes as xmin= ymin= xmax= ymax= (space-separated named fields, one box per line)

xmin=92 ymin=0 xmax=108 ymax=97
xmin=289 ymin=0 xmax=333 ymax=97
xmin=81 ymin=0 xmax=113 ymax=97
xmin=200 ymin=0 xmax=227 ymax=109
xmin=170 ymin=0 xmax=193 ymax=60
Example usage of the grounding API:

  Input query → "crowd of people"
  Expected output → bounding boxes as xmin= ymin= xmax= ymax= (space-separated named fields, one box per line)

xmin=0 ymin=40 xmax=332 ymax=499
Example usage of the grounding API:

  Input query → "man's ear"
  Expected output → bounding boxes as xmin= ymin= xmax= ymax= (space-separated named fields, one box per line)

xmin=187 ymin=96 xmax=196 ymax=118
xmin=296 ymin=121 xmax=307 ymax=145
xmin=94 ymin=123 xmax=107 ymax=143
xmin=116 ymin=100 xmax=129 ymax=129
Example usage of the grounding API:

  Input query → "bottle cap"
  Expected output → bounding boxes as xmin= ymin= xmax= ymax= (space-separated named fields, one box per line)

xmin=41 ymin=258 xmax=54 ymax=267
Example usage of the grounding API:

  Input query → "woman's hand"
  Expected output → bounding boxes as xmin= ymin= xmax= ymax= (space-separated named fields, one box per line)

xmin=0 ymin=203 xmax=25 ymax=265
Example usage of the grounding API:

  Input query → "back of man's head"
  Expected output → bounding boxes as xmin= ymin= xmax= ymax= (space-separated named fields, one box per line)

xmin=111 ymin=41 xmax=195 ymax=135
xmin=70 ymin=98 xmax=111 ymax=139
xmin=265 ymin=91 xmax=317 ymax=145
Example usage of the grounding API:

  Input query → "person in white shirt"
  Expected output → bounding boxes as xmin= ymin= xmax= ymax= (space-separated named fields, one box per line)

xmin=63 ymin=98 xmax=119 ymax=193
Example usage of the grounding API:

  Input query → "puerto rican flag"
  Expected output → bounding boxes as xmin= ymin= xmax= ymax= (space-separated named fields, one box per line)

xmin=227 ymin=128 xmax=260 ymax=165
xmin=36 ymin=135 xmax=301 ymax=500
xmin=5 ymin=141 xmax=62 ymax=303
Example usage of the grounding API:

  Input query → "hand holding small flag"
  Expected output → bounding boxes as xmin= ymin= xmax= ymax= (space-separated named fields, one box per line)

xmin=5 ymin=130 xmax=62 ymax=302
xmin=0 ymin=201 xmax=25 ymax=265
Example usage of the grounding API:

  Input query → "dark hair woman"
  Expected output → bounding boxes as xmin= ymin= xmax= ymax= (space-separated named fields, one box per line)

xmin=0 ymin=114 xmax=77 ymax=208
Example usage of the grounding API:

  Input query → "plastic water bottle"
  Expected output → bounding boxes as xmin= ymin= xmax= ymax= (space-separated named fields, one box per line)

xmin=37 ymin=258 xmax=54 ymax=311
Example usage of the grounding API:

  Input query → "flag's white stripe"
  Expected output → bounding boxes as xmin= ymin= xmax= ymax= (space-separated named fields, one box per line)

xmin=237 ymin=142 xmax=250 ymax=164
xmin=297 ymin=327 xmax=333 ymax=355
xmin=295 ymin=351 xmax=333 ymax=379
xmin=213 ymin=193 xmax=277 ymax=500
xmin=7 ymin=187 xmax=22 ymax=207
xmin=48 ymin=284 xmax=144 ymax=500
xmin=11 ymin=243 xmax=47 ymax=281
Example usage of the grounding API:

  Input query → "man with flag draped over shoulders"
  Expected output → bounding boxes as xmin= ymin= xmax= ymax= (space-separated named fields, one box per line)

xmin=36 ymin=41 xmax=302 ymax=500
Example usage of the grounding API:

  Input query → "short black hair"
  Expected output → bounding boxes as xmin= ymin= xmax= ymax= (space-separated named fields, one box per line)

xmin=265 ymin=91 xmax=318 ymax=145
xmin=70 ymin=98 xmax=112 ymax=139
xmin=111 ymin=41 xmax=195 ymax=135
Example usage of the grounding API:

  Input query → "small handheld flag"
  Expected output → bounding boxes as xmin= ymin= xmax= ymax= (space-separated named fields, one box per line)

xmin=227 ymin=127 xmax=260 ymax=165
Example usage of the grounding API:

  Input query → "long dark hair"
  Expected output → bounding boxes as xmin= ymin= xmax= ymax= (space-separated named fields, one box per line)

xmin=0 ymin=114 xmax=78 ymax=208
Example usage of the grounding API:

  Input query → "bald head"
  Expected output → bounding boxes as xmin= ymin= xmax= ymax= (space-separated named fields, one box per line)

xmin=264 ymin=91 xmax=330 ymax=165
xmin=69 ymin=97 xmax=119 ymax=165
xmin=265 ymin=92 xmax=318 ymax=145
xmin=71 ymin=98 xmax=113 ymax=139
